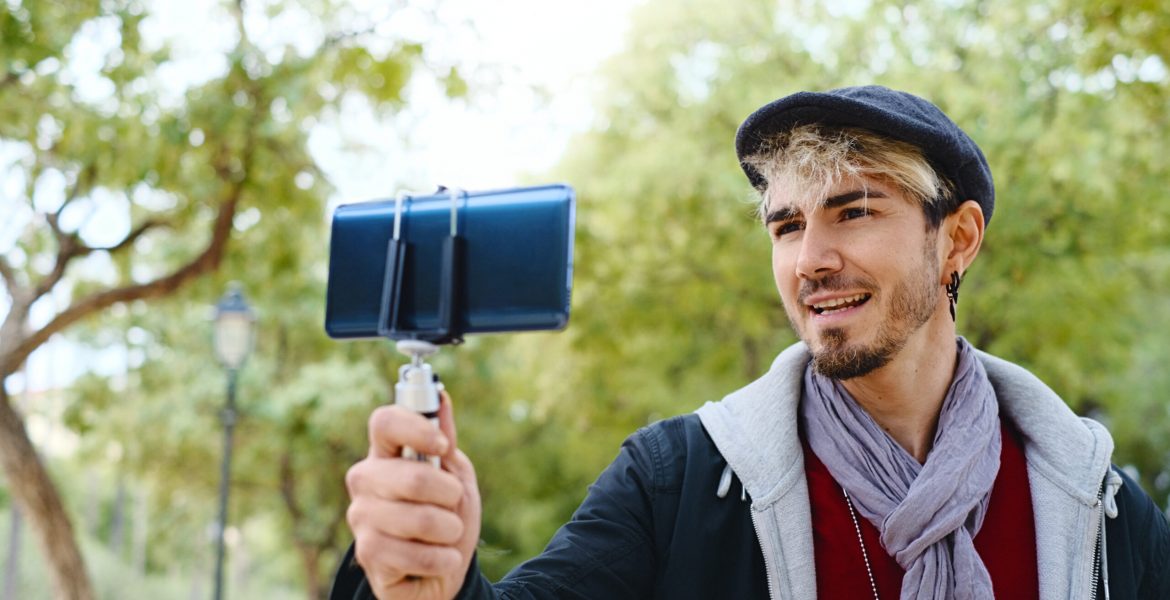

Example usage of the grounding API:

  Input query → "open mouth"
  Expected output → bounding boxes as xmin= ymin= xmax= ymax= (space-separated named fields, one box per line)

xmin=809 ymin=293 xmax=871 ymax=316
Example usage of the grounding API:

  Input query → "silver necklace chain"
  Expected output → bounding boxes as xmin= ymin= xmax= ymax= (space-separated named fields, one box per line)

xmin=842 ymin=486 xmax=881 ymax=600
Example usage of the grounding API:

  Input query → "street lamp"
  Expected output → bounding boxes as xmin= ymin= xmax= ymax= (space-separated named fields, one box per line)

xmin=212 ymin=283 xmax=254 ymax=600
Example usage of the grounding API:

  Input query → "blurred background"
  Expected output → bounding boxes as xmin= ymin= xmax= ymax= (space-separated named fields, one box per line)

xmin=1 ymin=0 xmax=1168 ymax=598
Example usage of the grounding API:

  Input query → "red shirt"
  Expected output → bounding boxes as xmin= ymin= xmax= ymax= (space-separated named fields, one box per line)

xmin=804 ymin=419 xmax=1039 ymax=599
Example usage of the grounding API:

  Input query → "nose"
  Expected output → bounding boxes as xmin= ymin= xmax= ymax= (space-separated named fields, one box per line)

xmin=794 ymin=222 xmax=843 ymax=280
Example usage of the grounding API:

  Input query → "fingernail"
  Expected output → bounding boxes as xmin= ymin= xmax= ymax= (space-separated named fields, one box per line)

xmin=435 ymin=435 xmax=450 ymax=454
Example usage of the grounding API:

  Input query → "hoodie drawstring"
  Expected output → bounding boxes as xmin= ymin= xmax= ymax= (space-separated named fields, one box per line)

xmin=716 ymin=463 xmax=748 ymax=501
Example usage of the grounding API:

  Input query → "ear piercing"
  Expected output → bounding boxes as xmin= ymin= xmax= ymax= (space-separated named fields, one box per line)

xmin=946 ymin=271 xmax=962 ymax=321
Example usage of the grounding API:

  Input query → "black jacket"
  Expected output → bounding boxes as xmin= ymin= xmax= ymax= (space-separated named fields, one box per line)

xmin=332 ymin=415 xmax=1170 ymax=599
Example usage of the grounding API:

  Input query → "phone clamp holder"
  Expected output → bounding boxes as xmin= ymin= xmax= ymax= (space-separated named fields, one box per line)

xmin=378 ymin=187 xmax=468 ymax=345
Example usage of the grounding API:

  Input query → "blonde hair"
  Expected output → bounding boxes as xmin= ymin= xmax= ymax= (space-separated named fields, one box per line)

xmin=743 ymin=125 xmax=957 ymax=226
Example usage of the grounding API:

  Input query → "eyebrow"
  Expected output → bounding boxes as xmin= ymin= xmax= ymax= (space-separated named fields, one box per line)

xmin=764 ymin=189 xmax=888 ymax=224
xmin=764 ymin=206 xmax=799 ymax=225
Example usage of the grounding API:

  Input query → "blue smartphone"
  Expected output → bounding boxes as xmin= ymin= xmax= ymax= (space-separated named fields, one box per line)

xmin=324 ymin=184 xmax=575 ymax=341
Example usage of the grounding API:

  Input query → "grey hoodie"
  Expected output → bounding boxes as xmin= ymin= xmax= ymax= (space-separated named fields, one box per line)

xmin=697 ymin=342 xmax=1114 ymax=600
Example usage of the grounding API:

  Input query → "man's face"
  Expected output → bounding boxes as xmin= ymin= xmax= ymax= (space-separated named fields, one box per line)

xmin=766 ymin=176 xmax=944 ymax=379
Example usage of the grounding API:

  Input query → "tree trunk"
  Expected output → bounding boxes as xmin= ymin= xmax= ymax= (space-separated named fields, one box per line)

xmin=280 ymin=448 xmax=345 ymax=600
xmin=0 ymin=387 xmax=94 ymax=600
xmin=297 ymin=543 xmax=322 ymax=600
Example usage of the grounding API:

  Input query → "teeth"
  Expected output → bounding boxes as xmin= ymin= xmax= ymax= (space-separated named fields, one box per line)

xmin=812 ymin=294 xmax=867 ymax=311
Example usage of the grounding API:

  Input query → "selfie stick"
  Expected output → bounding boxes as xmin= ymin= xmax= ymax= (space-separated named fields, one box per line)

xmin=384 ymin=188 xmax=467 ymax=467
xmin=395 ymin=339 xmax=442 ymax=468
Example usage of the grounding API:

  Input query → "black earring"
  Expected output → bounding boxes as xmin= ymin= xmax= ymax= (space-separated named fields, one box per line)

xmin=946 ymin=271 xmax=962 ymax=321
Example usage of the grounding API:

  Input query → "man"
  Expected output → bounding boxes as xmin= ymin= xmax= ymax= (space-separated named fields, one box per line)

xmin=335 ymin=86 xmax=1170 ymax=599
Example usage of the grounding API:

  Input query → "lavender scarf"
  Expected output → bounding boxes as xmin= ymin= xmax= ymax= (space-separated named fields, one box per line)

xmin=801 ymin=338 xmax=1001 ymax=599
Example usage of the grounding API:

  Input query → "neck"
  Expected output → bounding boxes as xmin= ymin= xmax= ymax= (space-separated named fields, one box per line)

xmin=840 ymin=321 xmax=958 ymax=463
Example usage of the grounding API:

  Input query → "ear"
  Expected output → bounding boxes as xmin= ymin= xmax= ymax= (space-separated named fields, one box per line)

xmin=941 ymin=200 xmax=984 ymax=280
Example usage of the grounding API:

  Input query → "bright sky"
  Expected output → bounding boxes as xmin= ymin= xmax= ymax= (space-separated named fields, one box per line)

xmin=142 ymin=0 xmax=638 ymax=199
xmin=5 ymin=0 xmax=638 ymax=393
xmin=316 ymin=0 xmax=638 ymax=198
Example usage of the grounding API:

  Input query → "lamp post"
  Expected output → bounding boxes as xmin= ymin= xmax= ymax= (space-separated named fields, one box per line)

xmin=212 ymin=284 xmax=254 ymax=600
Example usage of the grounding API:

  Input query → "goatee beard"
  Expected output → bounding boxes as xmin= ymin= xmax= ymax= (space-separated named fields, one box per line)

xmin=811 ymin=327 xmax=896 ymax=379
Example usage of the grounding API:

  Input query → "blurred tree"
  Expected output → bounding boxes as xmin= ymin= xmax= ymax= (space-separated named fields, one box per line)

xmin=0 ymin=0 xmax=435 ymax=597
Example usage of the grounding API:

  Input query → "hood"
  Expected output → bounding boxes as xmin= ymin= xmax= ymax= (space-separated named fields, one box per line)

xmin=698 ymin=341 xmax=1113 ymax=507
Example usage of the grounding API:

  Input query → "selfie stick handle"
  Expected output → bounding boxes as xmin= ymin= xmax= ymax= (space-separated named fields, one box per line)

xmin=395 ymin=340 xmax=442 ymax=468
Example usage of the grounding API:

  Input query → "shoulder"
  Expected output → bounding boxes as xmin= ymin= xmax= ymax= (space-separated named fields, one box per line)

xmin=635 ymin=413 xmax=712 ymax=451
xmin=624 ymin=414 xmax=721 ymax=493
xmin=1107 ymin=467 xmax=1170 ymax=596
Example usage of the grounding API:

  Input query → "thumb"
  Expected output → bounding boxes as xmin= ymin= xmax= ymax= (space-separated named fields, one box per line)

xmin=437 ymin=389 xmax=458 ymax=459
xmin=438 ymin=391 xmax=478 ymax=497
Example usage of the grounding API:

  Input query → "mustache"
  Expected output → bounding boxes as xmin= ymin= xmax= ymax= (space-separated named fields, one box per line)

xmin=797 ymin=274 xmax=877 ymax=305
